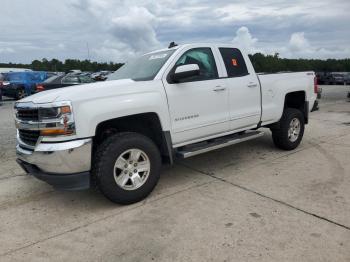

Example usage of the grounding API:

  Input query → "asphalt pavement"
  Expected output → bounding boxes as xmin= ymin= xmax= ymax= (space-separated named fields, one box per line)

xmin=0 ymin=85 xmax=349 ymax=261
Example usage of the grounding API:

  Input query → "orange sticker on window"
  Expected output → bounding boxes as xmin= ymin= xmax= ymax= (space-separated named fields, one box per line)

xmin=232 ymin=59 xmax=238 ymax=66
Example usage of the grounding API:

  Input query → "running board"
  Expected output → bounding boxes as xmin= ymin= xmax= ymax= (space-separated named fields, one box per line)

xmin=176 ymin=131 xmax=264 ymax=158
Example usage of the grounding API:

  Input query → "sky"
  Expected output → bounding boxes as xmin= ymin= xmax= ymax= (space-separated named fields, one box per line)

xmin=1 ymin=0 xmax=349 ymax=63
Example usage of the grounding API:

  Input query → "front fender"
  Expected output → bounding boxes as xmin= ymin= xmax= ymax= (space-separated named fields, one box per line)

xmin=74 ymin=91 xmax=171 ymax=138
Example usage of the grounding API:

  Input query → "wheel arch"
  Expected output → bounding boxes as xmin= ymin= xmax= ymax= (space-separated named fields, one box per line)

xmin=93 ymin=112 xmax=173 ymax=164
xmin=267 ymin=90 xmax=308 ymax=129
xmin=283 ymin=91 xmax=308 ymax=124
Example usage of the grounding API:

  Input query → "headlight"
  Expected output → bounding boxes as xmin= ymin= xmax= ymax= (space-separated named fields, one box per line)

xmin=38 ymin=102 xmax=75 ymax=136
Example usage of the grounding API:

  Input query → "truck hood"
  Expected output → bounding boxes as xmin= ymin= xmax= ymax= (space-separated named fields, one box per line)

xmin=19 ymin=79 xmax=136 ymax=104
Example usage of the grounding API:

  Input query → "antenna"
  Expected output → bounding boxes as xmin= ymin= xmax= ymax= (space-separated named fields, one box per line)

xmin=86 ymin=42 xmax=91 ymax=61
xmin=168 ymin=42 xmax=178 ymax=48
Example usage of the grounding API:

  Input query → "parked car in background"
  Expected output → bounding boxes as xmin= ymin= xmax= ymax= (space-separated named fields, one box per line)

xmin=68 ymin=69 xmax=82 ymax=74
xmin=316 ymin=72 xmax=349 ymax=85
xmin=91 ymin=71 xmax=113 ymax=81
xmin=2 ymin=71 xmax=51 ymax=99
xmin=346 ymin=74 xmax=350 ymax=98
xmin=316 ymin=72 xmax=328 ymax=85
xmin=36 ymin=73 xmax=94 ymax=92
xmin=0 ymin=73 xmax=8 ymax=100
xmin=344 ymin=73 xmax=350 ymax=85
xmin=0 ymin=72 xmax=10 ymax=86
xmin=330 ymin=72 xmax=346 ymax=85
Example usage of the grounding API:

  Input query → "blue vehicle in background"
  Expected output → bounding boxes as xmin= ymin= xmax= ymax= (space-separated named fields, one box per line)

xmin=2 ymin=71 xmax=50 ymax=100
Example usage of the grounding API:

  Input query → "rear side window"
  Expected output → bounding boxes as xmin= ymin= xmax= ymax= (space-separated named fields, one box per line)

xmin=219 ymin=48 xmax=248 ymax=77
xmin=62 ymin=76 xmax=79 ymax=84
xmin=79 ymin=76 xmax=93 ymax=83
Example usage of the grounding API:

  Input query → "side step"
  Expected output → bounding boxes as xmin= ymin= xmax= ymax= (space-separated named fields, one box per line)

xmin=176 ymin=131 xmax=264 ymax=158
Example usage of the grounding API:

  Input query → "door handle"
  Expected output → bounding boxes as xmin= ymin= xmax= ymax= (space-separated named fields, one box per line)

xmin=247 ymin=83 xmax=258 ymax=88
xmin=213 ymin=86 xmax=226 ymax=92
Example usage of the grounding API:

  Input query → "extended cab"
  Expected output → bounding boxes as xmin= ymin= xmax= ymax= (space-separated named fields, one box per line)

xmin=15 ymin=43 xmax=319 ymax=204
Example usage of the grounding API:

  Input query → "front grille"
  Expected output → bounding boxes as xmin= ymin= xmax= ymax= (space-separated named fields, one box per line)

xmin=19 ymin=129 xmax=40 ymax=146
xmin=17 ymin=108 xmax=39 ymax=122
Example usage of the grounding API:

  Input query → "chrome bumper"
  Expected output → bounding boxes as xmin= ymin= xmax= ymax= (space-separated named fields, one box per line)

xmin=16 ymin=138 xmax=92 ymax=174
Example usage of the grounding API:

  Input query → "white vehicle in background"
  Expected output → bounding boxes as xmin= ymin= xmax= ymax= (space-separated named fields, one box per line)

xmin=15 ymin=43 xmax=318 ymax=204
xmin=67 ymin=69 xmax=82 ymax=74
xmin=0 ymin=68 xmax=32 ymax=73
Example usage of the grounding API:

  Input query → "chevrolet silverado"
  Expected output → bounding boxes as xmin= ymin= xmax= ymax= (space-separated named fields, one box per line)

xmin=15 ymin=43 xmax=319 ymax=204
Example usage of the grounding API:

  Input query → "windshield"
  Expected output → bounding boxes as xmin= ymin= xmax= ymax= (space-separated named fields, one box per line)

xmin=108 ymin=50 xmax=175 ymax=81
xmin=44 ymin=75 xmax=60 ymax=83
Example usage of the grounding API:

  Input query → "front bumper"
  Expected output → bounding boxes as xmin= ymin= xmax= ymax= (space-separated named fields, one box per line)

xmin=16 ymin=138 xmax=92 ymax=190
xmin=17 ymin=159 xmax=90 ymax=190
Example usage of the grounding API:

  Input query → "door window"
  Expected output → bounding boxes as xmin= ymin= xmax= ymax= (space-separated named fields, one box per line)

xmin=219 ymin=48 xmax=248 ymax=77
xmin=62 ymin=76 xmax=80 ymax=84
xmin=79 ymin=76 xmax=93 ymax=83
xmin=173 ymin=48 xmax=218 ymax=82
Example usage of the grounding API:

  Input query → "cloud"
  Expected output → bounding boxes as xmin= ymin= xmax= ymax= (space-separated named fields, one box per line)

xmin=0 ymin=47 xmax=15 ymax=54
xmin=0 ymin=0 xmax=349 ymax=62
xmin=289 ymin=32 xmax=310 ymax=52
xmin=285 ymin=32 xmax=350 ymax=59
xmin=229 ymin=27 xmax=350 ymax=60
xmin=109 ymin=7 xmax=160 ymax=52
xmin=68 ymin=1 xmax=162 ymax=61
xmin=232 ymin=26 xmax=259 ymax=54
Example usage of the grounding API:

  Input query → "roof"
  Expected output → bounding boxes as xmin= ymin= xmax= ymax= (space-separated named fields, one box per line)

xmin=145 ymin=42 xmax=242 ymax=55
xmin=0 ymin=68 xmax=32 ymax=73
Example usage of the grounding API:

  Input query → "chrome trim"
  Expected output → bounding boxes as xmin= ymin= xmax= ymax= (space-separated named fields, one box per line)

xmin=177 ymin=131 xmax=264 ymax=158
xmin=15 ymin=100 xmax=72 ymax=109
xmin=16 ymin=138 xmax=92 ymax=174
xmin=15 ymin=118 xmax=75 ymax=131
xmin=15 ymin=101 xmax=76 ymax=149
xmin=16 ymin=130 xmax=39 ymax=150
xmin=14 ymin=101 xmax=37 ymax=109
xmin=35 ymin=139 xmax=91 ymax=152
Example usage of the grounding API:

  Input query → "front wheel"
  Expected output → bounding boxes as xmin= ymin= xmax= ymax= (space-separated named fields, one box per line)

xmin=271 ymin=108 xmax=305 ymax=150
xmin=16 ymin=88 xmax=25 ymax=100
xmin=92 ymin=132 xmax=161 ymax=205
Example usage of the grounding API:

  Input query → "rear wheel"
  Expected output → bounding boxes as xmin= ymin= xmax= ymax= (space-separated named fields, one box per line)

xmin=271 ymin=108 xmax=305 ymax=150
xmin=92 ymin=132 xmax=161 ymax=205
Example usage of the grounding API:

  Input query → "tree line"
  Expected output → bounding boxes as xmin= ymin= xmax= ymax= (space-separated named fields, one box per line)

xmin=249 ymin=53 xmax=350 ymax=73
xmin=0 ymin=58 xmax=123 ymax=72
xmin=1 ymin=54 xmax=350 ymax=73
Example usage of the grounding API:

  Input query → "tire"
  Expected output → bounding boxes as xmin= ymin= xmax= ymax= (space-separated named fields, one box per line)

xmin=15 ymin=88 xmax=25 ymax=100
xmin=271 ymin=108 xmax=305 ymax=150
xmin=92 ymin=132 xmax=161 ymax=205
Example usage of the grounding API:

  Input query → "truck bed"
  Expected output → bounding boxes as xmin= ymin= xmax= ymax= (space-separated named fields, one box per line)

xmin=257 ymin=71 xmax=317 ymax=125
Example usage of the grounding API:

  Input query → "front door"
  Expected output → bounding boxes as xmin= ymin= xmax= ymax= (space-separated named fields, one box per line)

xmin=163 ymin=47 xmax=230 ymax=145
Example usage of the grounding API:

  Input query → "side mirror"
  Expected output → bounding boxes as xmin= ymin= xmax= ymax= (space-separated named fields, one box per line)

xmin=171 ymin=64 xmax=200 ymax=83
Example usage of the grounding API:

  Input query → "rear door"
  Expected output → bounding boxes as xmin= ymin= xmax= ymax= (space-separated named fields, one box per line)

xmin=162 ymin=46 xmax=230 ymax=145
xmin=217 ymin=47 xmax=261 ymax=131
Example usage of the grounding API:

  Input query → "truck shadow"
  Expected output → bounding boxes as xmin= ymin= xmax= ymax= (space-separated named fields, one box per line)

xmin=46 ymin=132 xmax=278 ymax=209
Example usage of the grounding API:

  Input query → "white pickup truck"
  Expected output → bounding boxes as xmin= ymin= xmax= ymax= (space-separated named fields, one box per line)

xmin=15 ymin=43 xmax=319 ymax=204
